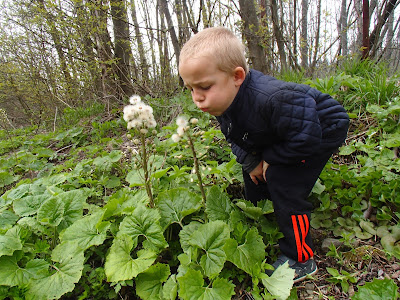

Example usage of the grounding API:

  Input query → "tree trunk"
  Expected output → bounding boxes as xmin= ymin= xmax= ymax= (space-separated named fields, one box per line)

xmin=310 ymin=0 xmax=322 ymax=74
xmin=300 ymin=0 xmax=308 ymax=68
xmin=74 ymin=0 xmax=102 ymax=98
xmin=174 ymin=0 xmax=187 ymax=45
xmin=92 ymin=0 xmax=119 ymax=103
xmin=383 ymin=7 xmax=394 ymax=62
xmin=157 ymin=0 xmax=173 ymax=91
xmin=339 ymin=0 xmax=348 ymax=56
xmin=270 ymin=0 xmax=287 ymax=70
xmin=239 ymin=0 xmax=268 ymax=73
xmin=393 ymin=20 xmax=400 ymax=71
xmin=201 ymin=0 xmax=211 ymax=27
xmin=182 ymin=0 xmax=198 ymax=33
xmin=369 ymin=0 xmax=399 ymax=58
xmin=36 ymin=0 xmax=74 ymax=104
xmin=159 ymin=0 xmax=181 ymax=66
xmin=110 ymin=0 xmax=133 ymax=99
xmin=131 ymin=0 xmax=149 ymax=82
xmin=362 ymin=0 xmax=370 ymax=59
xmin=141 ymin=0 xmax=158 ymax=83
xmin=293 ymin=0 xmax=298 ymax=60
xmin=353 ymin=0 xmax=363 ymax=52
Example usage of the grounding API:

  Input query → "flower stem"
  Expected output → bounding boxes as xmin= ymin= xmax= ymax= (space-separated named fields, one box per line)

xmin=140 ymin=133 xmax=155 ymax=208
xmin=187 ymin=135 xmax=207 ymax=206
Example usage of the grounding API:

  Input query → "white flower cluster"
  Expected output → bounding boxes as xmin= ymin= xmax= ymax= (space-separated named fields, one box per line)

xmin=123 ymin=95 xmax=157 ymax=131
xmin=171 ymin=116 xmax=198 ymax=143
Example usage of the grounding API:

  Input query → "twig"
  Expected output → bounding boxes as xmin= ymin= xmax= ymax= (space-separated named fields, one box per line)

xmin=53 ymin=107 xmax=58 ymax=132
xmin=55 ymin=144 xmax=74 ymax=153
xmin=187 ymin=135 xmax=207 ymax=207
xmin=140 ymin=132 xmax=154 ymax=208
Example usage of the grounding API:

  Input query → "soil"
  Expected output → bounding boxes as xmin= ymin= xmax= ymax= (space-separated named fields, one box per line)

xmin=234 ymin=228 xmax=400 ymax=299
xmin=293 ymin=229 xmax=399 ymax=299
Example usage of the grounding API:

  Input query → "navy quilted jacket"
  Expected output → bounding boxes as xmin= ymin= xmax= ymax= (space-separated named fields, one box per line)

xmin=216 ymin=69 xmax=349 ymax=166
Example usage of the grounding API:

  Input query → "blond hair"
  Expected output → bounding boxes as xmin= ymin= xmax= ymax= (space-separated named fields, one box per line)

xmin=179 ymin=27 xmax=248 ymax=74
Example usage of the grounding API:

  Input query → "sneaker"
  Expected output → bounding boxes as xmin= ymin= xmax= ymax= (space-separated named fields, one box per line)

xmin=266 ymin=254 xmax=318 ymax=283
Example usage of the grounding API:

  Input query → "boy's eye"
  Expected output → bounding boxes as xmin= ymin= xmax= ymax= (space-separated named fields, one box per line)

xmin=200 ymin=85 xmax=211 ymax=90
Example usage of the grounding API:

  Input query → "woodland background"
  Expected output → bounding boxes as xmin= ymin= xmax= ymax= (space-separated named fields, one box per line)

xmin=1 ymin=1 xmax=400 ymax=299
xmin=0 ymin=0 xmax=399 ymax=128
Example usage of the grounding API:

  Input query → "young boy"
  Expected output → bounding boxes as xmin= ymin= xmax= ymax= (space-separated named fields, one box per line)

xmin=178 ymin=27 xmax=349 ymax=282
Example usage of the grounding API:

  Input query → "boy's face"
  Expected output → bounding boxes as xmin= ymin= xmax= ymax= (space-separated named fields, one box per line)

xmin=179 ymin=56 xmax=245 ymax=116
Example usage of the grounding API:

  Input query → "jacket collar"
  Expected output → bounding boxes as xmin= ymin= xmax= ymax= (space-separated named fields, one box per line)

xmin=219 ymin=70 xmax=252 ymax=118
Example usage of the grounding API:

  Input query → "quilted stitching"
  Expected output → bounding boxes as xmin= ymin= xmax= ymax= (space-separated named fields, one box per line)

xmin=217 ymin=69 xmax=349 ymax=165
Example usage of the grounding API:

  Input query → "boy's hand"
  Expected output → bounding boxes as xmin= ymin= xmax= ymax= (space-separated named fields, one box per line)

xmin=249 ymin=161 xmax=269 ymax=185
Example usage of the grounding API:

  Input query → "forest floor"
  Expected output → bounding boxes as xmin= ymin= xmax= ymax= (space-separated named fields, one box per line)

xmin=235 ymin=228 xmax=400 ymax=299
xmin=295 ymin=229 xmax=400 ymax=299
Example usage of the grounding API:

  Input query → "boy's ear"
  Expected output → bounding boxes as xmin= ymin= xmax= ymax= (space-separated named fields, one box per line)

xmin=233 ymin=67 xmax=246 ymax=87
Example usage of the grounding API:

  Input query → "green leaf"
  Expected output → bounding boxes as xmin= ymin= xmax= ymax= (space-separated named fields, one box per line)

xmin=59 ymin=211 xmax=109 ymax=250
xmin=118 ymin=205 xmax=168 ymax=251
xmin=0 ymin=226 xmax=23 ymax=257
xmin=205 ymin=186 xmax=233 ymax=221
xmin=339 ymin=145 xmax=356 ymax=156
xmin=235 ymin=200 xmax=264 ymax=220
xmin=0 ymin=171 xmax=19 ymax=188
xmin=387 ymin=105 xmax=400 ymax=115
xmin=103 ymin=189 xmax=148 ymax=218
xmin=94 ymin=154 xmax=116 ymax=172
xmin=38 ymin=174 xmax=67 ymax=186
xmin=156 ymin=187 xmax=202 ymax=229
xmin=178 ymin=269 xmax=235 ymax=300
xmin=352 ymin=278 xmax=400 ymax=300
xmin=366 ymin=104 xmax=384 ymax=114
xmin=13 ymin=194 xmax=51 ymax=217
xmin=261 ymin=262 xmax=295 ymax=300
xmin=311 ymin=179 xmax=325 ymax=195
xmin=104 ymin=234 xmax=157 ymax=282
xmin=163 ymin=274 xmax=178 ymax=300
xmin=382 ymin=137 xmax=400 ymax=148
xmin=5 ymin=184 xmax=32 ymax=201
xmin=0 ymin=194 xmax=13 ymax=210
xmin=151 ymin=167 xmax=171 ymax=179
xmin=189 ymin=221 xmax=230 ymax=278
xmin=108 ymin=150 xmax=123 ymax=162
xmin=135 ymin=263 xmax=170 ymax=300
xmin=0 ymin=253 xmax=49 ymax=286
xmin=37 ymin=197 xmax=65 ymax=227
xmin=223 ymin=227 xmax=265 ymax=276
xmin=258 ymin=199 xmax=274 ymax=214
xmin=104 ymin=175 xmax=121 ymax=188
xmin=179 ymin=221 xmax=202 ymax=255
xmin=34 ymin=147 xmax=54 ymax=158
xmin=126 ymin=169 xmax=145 ymax=187
xmin=0 ymin=210 xmax=19 ymax=231
xmin=17 ymin=216 xmax=51 ymax=236
xmin=26 ymin=248 xmax=85 ymax=300
xmin=347 ymin=113 xmax=358 ymax=119
xmin=56 ymin=189 xmax=87 ymax=228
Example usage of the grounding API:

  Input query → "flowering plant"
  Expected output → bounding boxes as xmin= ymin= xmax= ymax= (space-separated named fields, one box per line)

xmin=171 ymin=116 xmax=206 ymax=205
xmin=123 ymin=95 xmax=157 ymax=207
xmin=123 ymin=95 xmax=157 ymax=132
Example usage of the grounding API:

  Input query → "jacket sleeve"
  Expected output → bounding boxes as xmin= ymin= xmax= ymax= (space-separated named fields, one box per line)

xmin=262 ymin=90 xmax=322 ymax=165
xmin=230 ymin=141 xmax=262 ymax=173
xmin=230 ymin=141 xmax=248 ymax=164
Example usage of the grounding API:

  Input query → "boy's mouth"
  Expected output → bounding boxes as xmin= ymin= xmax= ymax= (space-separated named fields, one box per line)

xmin=200 ymin=108 xmax=208 ymax=112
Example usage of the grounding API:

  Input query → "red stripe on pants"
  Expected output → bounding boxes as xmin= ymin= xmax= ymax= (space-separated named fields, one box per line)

xmin=292 ymin=214 xmax=314 ymax=262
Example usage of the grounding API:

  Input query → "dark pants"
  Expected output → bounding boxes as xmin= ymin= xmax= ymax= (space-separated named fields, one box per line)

xmin=243 ymin=150 xmax=335 ymax=262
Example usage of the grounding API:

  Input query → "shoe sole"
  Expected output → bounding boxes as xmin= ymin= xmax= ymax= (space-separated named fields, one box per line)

xmin=293 ymin=266 xmax=318 ymax=283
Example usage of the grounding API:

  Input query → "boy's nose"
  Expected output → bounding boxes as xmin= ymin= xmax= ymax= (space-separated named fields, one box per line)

xmin=193 ymin=90 xmax=205 ymax=102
